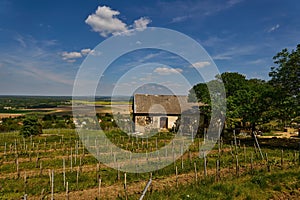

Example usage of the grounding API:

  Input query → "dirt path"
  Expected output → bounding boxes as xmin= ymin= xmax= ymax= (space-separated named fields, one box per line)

xmin=258 ymin=131 xmax=298 ymax=139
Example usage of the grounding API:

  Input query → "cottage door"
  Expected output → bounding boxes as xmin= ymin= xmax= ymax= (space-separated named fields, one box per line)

xmin=160 ymin=117 xmax=168 ymax=129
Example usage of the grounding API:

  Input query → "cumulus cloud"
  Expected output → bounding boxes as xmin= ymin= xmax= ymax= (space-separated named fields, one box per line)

xmin=133 ymin=17 xmax=151 ymax=30
xmin=81 ymin=48 xmax=94 ymax=56
xmin=61 ymin=48 xmax=96 ymax=62
xmin=191 ymin=61 xmax=211 ymax=68
xmin=85 ymin=6 xmax=128 ymax=37
xmin=85 ymin=6 xmax=151 ymax=37
xmin=61 ymin=51 xmax=82 ymax=60
xmin=154 ymin=67 xmax=183 ymax=75
xmin=268 ymin=24 xmax=280 ymax=32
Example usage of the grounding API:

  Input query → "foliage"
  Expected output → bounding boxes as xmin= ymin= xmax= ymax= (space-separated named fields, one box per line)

xmin=228 ymin=79 xmax=275 ymax=133
xmin=0 ymin=117 xmax=23 ymax=132
xmin=0 ymin=96 xmax=71 ymax=109
xmin=19 ymin=116 xmax=43 ymax=137
xmin=189 ymin=44 xmax=300 ymax=134
xmin=190 ymin=72 xmax=275 ymax=134
xmin=269 ymin=44 xmax=300 ymax=124
xmin=41 ymin=114 xmax=75 ymax=129
xmin=1 ymin=129 xmax=300 ymax=199
xmin=270 ymin=44 xmax=300 ymax=100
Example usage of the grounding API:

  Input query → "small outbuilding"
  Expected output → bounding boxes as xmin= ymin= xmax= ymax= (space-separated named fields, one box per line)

xmin=132 ymin=94 xmax=203 ymax=133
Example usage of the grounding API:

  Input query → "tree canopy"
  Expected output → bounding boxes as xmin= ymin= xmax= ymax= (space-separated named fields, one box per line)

xmin=20 ymin=116 xmax=43 ymax=137
xmin=269 ymin=44 xmax=300 ymax=123
xmin=189 ymin=44 xmax=300 ymax=135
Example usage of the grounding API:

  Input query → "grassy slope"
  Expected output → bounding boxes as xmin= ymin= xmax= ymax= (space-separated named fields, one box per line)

xmin=1 ymin=129 xmax=300 ymax=199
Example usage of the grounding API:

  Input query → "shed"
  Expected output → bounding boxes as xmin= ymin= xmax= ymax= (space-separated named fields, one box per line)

xmin=133 ymin=94 xmax=202 ymax=133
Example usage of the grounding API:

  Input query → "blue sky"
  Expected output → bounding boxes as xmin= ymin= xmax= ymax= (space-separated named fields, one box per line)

xmin=0 ymin=0 xmax=299 ymax=96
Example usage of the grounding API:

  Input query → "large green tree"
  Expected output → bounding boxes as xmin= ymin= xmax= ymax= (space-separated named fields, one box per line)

xmin=20 ymin=116 xmax=43 ymax=137
xmin=269 ymin=44 xmax=300 ymax=124
xmin=227 ymin=79 xmax=274 ymax=134
xmin=217 ymin=72 xmax=248 ymax=97
xmin=190 ymin=72 xmax=275 ymax=135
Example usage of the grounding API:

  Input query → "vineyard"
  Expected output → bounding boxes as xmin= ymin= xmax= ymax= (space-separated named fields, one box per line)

xmin=1 ymin=129 xmax=300 ymax=199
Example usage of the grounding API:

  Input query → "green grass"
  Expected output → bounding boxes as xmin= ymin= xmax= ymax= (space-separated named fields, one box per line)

xmin=135 ymin=167 xmax=300 ymax=200
xmin=0 ymin=129 xmax=300 ymax=199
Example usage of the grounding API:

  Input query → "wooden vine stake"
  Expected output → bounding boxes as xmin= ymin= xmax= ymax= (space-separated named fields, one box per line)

xmin=63 ymin=158 xmax=66 ymax=188
xmin=16 ymin=157 xmax=20 ymax=178
xmin=70 ymin=147 xmax=73 ymax=171
xmin=66 ymin=182 xmax=69 ymax=200
xmin=194 ymin=162 xmax=198 ymax=182
xmin=117 ymin=164 xmax=120 ymax=181
xmin=250 ymin=152 xmax=253 ymax=173
xmin=233 ymin=130 xmax=238 ymax=155
xmin=175 ymin=165 xmax=178 ymax=188
xmin=98 ymin=178 xmax=102 ymax=199
xmin=76 ymin=166 xmax=79 ymax=188
xmin=4 ymin=142 xmax=6 ymax=159
xmin=216 ymin=159 xmax=220 ymax=182
xmin=96 ymin=162 xmax=99 ymax=182
xmin=51 ymin=170 xmax=54 ymax=200
xmin=235 ymin=155 xmax=239 ymax=177
xmin=281 ymin=149 xmax=284 ymax=169
xmin=24 ymin=171 xmax=27 ymax=193
xmin=243 ymin=144 xmax=246 ymax=164
xmin=39 ymin=161 xmax=43 ymax=176
xmin=254 ymin=133 xmax=264 ymax=160
xmin=40 ymin=189 xmax=45 ymax=200
xmin=124 ymin=173 xmax=128 ymax=200
xmin=204 ymin=152 xmax=207 ymax=177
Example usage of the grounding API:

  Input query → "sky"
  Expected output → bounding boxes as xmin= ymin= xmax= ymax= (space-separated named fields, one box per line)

xmin=0 ymin=0 xmax=299 ymax=96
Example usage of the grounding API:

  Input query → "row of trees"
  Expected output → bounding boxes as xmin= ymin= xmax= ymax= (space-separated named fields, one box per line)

xmin=189 ymin=44 xmax=300 ymax=135
xmin=0 ymin=114 xmax=75 ymax=136
xmin=19 ymin=115 xmax=76 ymax=137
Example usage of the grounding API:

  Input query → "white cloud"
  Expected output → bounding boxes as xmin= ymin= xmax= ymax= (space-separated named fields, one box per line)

xmin=85 ymin=5 xmax=151 ymax=37
xmin=23 ymin=65 xmax=73 ymax=86
xmin=81 ymin=48 xmax=94 ymax=56
xmin=61 ymin=48 xmax=98 ymax=62
xmin=154 ymin=67 xmax=183 ymax=75
xmin=61 ymin=51 xmax=82 ymax=60
xmin=42 ymin=39 xmax=57 ymax=47
xmin=85 ymin=6 xmax=128 ymax=37
xmin=227 ymin=0 xmax=243 ymax=7
xmin=192 ymin=61 xmax=211 ymax=68
xmin=268 ymin=24 xmax=280 ymax=32
xmin=213 ymin=54 xmax=232 ymax=60
xmin=133 ymin=17 xmax=151 ymax=30
xmin=212 ymin=45 xmax=256 ymax=60
xmin=66 ymin=59 xmax=76 ymax=63
xmin=247 ymin=58 xmax=265 ymax=65
xmin=171 ymin=15 xmax=190 ymax=23
xmin=202 ymin=36 xmax=226 ymax=47
xmin=14 ymin=35 xmax=26 ymax=48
